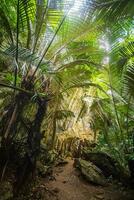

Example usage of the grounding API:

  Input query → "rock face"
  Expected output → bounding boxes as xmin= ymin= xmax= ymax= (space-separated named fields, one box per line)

xmin=74 ymin=158 xmax=107 ymax=186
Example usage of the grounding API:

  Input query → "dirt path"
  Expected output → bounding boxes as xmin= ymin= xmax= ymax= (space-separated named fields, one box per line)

xmin=44 ymin=159 xmax=134 ymax=200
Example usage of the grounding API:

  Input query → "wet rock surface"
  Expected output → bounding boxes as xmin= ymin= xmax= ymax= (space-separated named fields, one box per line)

xmin=82 ymin=152 xmax=129 ymax=182
xmin=74 ymin=158 xmax=107 ymax=186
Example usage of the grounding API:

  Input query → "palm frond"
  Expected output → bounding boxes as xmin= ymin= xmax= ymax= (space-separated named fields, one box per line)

xmin=56 ymin=59 xmax=101 ymax=71
xmin=62 ymin=81 xmax=106 ymax=94
xmin=76 ymin=101 xmax=87 ymax=122
xmin=56 ymin=109 xmax=75 ymax=120
xmin=93 ymin=0 xmax=134 ymax=22
xmin=0 ymin=8 xmax=14 ymax=43
xmin=120 ymin=41 xmax=134 ymax=61
xmin=124 ymin=63 xmax=134 ymax=97
xmin=18 ymin=0 xmax=35 ymax=31
xmin=0 ymin=44 xmax=39 ymax=63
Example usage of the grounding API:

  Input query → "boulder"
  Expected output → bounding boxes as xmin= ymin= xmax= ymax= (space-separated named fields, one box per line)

xmin=83 ymin=152 xmax=123 ymax=178
xmin=74 ymin=158 xmax=107 ymax=186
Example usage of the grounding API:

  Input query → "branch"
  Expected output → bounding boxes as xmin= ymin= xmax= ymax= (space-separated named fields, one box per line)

xmin=0 ymin=82 xmax=33 ymax=95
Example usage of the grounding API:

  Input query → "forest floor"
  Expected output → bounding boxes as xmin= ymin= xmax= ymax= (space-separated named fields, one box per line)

xmin=41 ymin=159 xmax=134 ymax=200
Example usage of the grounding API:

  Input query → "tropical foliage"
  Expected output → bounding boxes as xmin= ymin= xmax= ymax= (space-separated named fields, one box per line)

xmin=0 ymin=0 xmax=134 ymax=195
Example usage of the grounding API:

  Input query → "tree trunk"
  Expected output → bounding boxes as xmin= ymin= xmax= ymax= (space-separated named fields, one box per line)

xmin=14 ymin=96 xmax=49 ymax=194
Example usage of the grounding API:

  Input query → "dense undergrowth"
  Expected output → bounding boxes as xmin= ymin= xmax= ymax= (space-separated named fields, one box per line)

xmin=0 ymin=0 xmax=134 ymax=199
